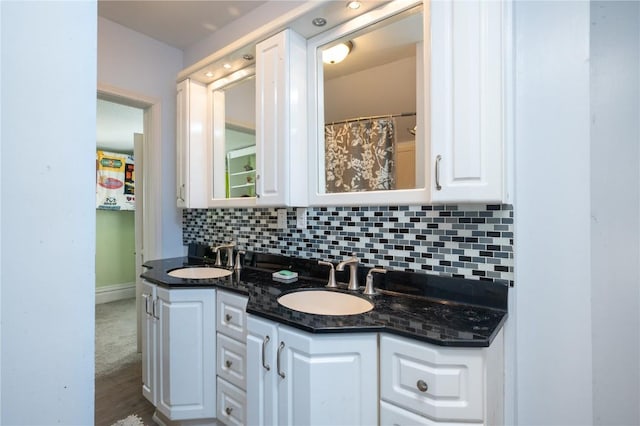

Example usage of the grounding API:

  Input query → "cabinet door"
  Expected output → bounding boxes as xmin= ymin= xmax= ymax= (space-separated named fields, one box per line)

xmin=156 ymin=287 xmax=216 ymax=420
xmin=246 ymin=315 xmax=279 ymax=426
xmin=255 ymin=29 xmax=307 ymax=207
xmin=277 ymin=325 xmax=378 ymax=426
xmin=431 ymin=0 xmax=507 ymax=203
xmin=176 ymin=78 xmax=207 ymax=208
xmin=141 ymin=280 xmax=157 ymax=405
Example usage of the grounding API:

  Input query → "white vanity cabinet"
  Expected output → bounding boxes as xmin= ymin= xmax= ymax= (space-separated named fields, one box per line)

xmin=141 ymin=280 xmax=216 ymax=422
xmin=254 ymin=29 xmax=308 ymax=207
xmin=216 ymin=290 xmax=249 ymax=426
xmin=380 ymin=330 xmax=504 ymax=425
xmin=430 ymin=0 xmax=511 ymax=203
xmin=176 ymin=78 xmax=208 ymax=208
xmin=246 ymin=314 xmax=378 ymax=426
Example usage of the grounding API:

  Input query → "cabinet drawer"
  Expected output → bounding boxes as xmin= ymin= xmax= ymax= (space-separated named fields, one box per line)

xmin=217 ymin=377 xmax=246 ymax=426
xmin=217 ymin=290 xmax=248 ymax=341
xmin=380 ymin=334 xmax=485 ymax=422
xmin=217 ymin=333 xmax=247 ymax=390
xmin=380 ymin=401 xmax=475 ymax=426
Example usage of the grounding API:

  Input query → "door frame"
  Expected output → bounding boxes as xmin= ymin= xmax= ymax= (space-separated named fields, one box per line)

xmin=97 ymin=83 xmax=162 ymax=351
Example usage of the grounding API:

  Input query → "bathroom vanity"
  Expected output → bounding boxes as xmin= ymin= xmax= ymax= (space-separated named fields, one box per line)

xmin=140 ymin=253 xmax=507 ymax=426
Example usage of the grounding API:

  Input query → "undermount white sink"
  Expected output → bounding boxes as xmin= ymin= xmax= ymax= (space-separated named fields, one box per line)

xmin=277 ymin=290 xmax=374 ymax=316
xmin=167 ymin=267 xmax=232 ymax=279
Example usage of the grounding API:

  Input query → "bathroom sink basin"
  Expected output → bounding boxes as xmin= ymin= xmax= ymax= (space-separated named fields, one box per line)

xmin=277 ymin=290 xmax=374 ymax=316
xmin=167 ymin=267 xmax=232 ymax=279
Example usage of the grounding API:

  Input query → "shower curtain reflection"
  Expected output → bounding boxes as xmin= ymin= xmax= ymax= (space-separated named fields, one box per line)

xmin=325 ymin=118 xmax=396 ymax=193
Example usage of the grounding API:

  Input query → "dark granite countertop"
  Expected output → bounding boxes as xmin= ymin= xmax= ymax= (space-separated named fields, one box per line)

xmin=141 ymin=254 xmax=507 ymax=348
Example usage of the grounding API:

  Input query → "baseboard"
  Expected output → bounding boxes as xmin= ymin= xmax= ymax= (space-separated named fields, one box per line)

xmin=96 ymin=282 xmax=136 ymax=304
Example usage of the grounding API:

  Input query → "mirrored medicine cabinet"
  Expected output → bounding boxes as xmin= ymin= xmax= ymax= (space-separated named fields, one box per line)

xmin=208 ymin=66 xmax=257 ymax=206
xmin=308 ymin=0 xmax=429 ymax=206
xmin=191 ymin=0 xmax=429 ymax=208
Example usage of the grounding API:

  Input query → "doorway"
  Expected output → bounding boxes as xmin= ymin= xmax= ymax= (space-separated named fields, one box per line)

xmin=95 ymin=97 xmax=144 ymax=377
xmin=97 ymin=84 xmax=162 ymax=352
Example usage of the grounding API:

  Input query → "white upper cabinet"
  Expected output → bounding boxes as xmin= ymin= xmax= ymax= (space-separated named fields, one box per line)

xmin=430 ymin=0 xmax=511 ymax=203
xmin=176 ymin=79 xmax=208 ymax=208
xmin=178 ymin=29 xmax=308 ymax=208
xmin=308 ymin=0 xmax=511 ymax=206
xmin=177 ymin=0 xmax=512 ymax=208
xmin=255 ymin=29 xmax=308 ymax=207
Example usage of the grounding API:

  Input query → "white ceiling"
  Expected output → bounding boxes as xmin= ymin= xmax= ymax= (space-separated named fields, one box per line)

xmin=95 ymin=1 xmax=411 ymax=152
xmin=97 ymin=1 xmax=267 ymax=49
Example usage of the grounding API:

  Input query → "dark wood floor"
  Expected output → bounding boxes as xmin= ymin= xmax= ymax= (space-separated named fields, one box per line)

xmin=95 ymin=359 xmax=158 ymax=426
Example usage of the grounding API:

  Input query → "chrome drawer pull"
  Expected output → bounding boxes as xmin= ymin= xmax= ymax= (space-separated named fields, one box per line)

xmin=417 ymin=379 xmax=428 ymax=392
xmin=143 ymin=295 xmax=150 ymax=315
xmin=225 ymin=360 xmax=232 ymax=368
xmin=225 ymin=407 xmax=233 ymax=415
xmin=277 ymin=341 xmax=286 ymax=379
xmin=435 ymin=155 xmax=442 ymax=191
xmin=262 ymin=335 xmax=271 ymax=371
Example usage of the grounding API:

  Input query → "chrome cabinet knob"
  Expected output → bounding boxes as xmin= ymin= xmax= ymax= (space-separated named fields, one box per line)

xmin=225 ymin=407 xmax=233 ymax=415
xmin=417 ymin=379 xmax=428 ymax=392
xmin=225 ymin=360 xmax=232 ymax=368
xmin=225 ymin=313 xmax=232 ymax=322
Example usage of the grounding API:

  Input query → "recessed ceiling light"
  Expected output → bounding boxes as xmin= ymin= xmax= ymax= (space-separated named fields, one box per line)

xmin=312 ymin=17 xmax=327 ymax=27
xmin=205 ymin=71 xmax=214 ymax=78
xmin=347 ymin=1 xmax=361 ymax=10
xmin=223 ymin=63 xmax=232 ymax=70
xmin=242 ymin=54 xmax=254 ymax=61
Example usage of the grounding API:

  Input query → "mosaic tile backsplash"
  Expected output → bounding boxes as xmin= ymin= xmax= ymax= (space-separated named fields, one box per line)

xmin=183 ymin=204 xmax=514 ymax=286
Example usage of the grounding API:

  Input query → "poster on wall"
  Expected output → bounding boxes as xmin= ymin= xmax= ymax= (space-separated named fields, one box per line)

xmin=96 ymin=150 xmax=135 ymax=210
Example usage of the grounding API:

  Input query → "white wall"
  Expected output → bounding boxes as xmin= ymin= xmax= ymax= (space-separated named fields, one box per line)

xmin=98 ymin=17 xmax=184 ymax=259
xmin=514 ymin=1 xmax=640 ymax=424
xmin=1 ymin=1 xmax=96 ymax=424
xmin=590 ymin=1 xmax=640 ymax=424
xmin=514 ymin=1 xmax=593 ymax=424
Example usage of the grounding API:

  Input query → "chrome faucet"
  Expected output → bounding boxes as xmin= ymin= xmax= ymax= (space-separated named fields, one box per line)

xmin=336 ymin=253 xmax=360 ymax=291
xmin=212 ymin=242 xmax=236 ymax=268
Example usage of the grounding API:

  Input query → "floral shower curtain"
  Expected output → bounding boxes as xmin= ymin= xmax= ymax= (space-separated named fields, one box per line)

xmin=324 ymin=118 xmax=396 ymax=193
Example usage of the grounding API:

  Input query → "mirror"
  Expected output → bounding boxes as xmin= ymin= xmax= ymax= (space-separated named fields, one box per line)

xmin=308 ymin=1 xmax=428 ymax=205
xmin=209 ymin=67 xmax=256 ymax=202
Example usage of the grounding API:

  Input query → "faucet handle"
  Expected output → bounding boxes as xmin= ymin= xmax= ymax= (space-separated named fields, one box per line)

xmin=234 ymin=250 xmax=246 ymax=271
xmin=226 ymin=243 xmax=236 ymax=268
xmin=318 ymin=260 xmax=337 ymax=288
xmin=213 ymin=246 xmax=223 ymax=266
xmin=364 ymin=267 xmax=386 ymax=296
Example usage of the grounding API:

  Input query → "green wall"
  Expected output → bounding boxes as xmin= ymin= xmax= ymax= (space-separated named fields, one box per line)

xmin=95 ymin=209 xmax=135 ymax=288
